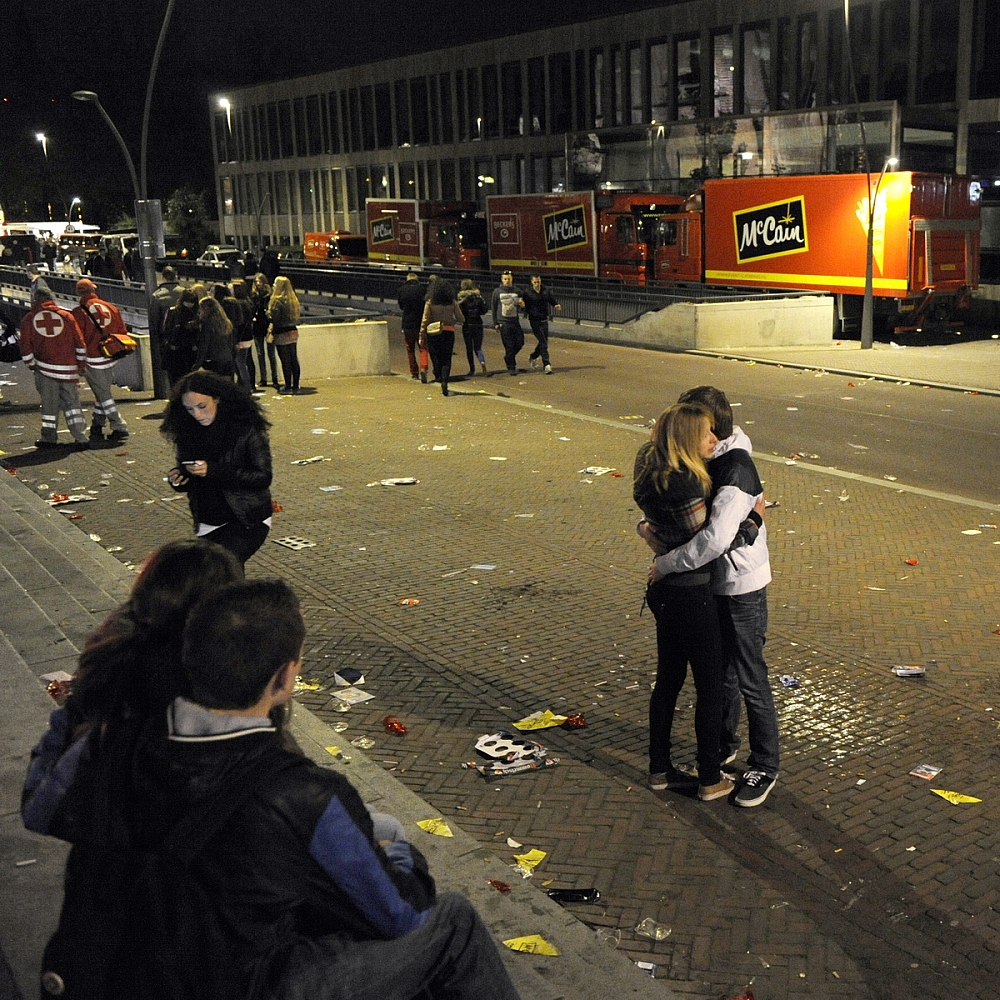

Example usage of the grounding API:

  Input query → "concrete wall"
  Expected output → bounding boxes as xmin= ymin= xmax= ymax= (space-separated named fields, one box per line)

xmin=295 ymin=319 xmax=390 ymax=378
xmin=623 ymin=296 xmax=834 ymax=351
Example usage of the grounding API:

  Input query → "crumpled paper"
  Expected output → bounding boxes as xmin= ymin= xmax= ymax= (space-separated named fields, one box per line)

xmin=502 ymin=934 xmax=560 ymax=956
xmin=931 ymin=789 xmax=982 ymax=805
xmin=416 ymin=818 xmax=453 ymax=837
xmin=512 ymin=709 xmax=567 ymax=731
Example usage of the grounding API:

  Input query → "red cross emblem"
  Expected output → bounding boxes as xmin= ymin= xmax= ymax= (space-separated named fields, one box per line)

xmin=33 ymin=309 xmax=65 ymax=338
xmin=90 ymin=302 xmax=113 ymax=329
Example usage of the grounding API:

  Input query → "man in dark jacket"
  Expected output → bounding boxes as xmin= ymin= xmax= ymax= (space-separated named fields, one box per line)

xmin=41 ymin=579 xmax=522 ymax=1000
xmin=521 ymin=275 xmax=560 ymax=374
xmin=396 ymin=272 xmax=427 ymax=379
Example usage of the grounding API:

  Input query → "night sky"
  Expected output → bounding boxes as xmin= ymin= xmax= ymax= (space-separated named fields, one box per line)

xmin=0 ymin=0 xmax=653 ymax=228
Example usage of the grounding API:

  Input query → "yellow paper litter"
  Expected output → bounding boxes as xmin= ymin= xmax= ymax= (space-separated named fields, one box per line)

xmin=512 ymin=710 xmax=567 ymax=731
xmin=512 ymin=849 xmax=546 ymax=875
xmin=502 ymin=934 xmax=560 ymax=956
xmin=416 ymin=818 xmax=454 ymax=837
xmin=323 ymin=746 xmax=342 ymax=757
xmin=931 ymin=789 xmax=982 ymax=805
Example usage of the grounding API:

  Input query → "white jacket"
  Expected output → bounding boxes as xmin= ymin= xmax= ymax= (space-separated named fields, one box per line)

xmin=652 ymin=427 xmax=771 ymax=595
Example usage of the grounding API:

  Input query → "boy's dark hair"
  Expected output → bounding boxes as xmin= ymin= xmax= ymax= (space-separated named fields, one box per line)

xmin=677 ymin=385 xmax=733 ymax=440
xmin=182 ymin=579 xmax=304 ymax=710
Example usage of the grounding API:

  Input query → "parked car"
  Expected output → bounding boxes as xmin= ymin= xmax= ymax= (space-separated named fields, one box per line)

xmin=196 ymin=246 xmax=244 ymax=266
xmin=276 ymin=245 xmax=305 ymax=262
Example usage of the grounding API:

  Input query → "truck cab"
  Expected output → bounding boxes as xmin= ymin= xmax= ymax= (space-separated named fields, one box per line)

xmin=429 ymin=216 xmax=487 ymax=270
xmin=595 ymin=194 xmax=688 ymax=285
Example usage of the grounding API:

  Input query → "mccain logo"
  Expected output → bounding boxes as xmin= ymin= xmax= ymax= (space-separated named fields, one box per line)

xmin=543 ymin=204 xmax=588 ymax=253
xmin=370 ymin=218 xmax=395 ymax=244
xmin=734 ymin=197 xmax=808 ymax=264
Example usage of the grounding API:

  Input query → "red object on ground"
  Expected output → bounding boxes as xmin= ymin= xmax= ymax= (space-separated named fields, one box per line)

xmin=382 ymin=715 xmax=407 ymax=735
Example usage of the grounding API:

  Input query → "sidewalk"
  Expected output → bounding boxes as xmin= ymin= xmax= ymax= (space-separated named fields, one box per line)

xmin=2 ymin=326 xmax=999 ymax=1000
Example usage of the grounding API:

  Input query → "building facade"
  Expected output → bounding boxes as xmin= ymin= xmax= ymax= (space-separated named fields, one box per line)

xmin=211 ymin=0 xmax=1000 ymax=252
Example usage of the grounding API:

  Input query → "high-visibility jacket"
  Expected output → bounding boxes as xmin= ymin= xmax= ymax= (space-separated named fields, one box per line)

xmin=19 ymin=299 xmax=86 ymax=382
xmin=72 ymin=292 xmax=128 ymax=370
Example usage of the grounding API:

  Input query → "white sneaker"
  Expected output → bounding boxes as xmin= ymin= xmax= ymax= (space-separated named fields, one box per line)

xmin=544 ymin=364 xmax=553 ymax=374
xmin=529 ymin=357 xmax=539 ymax=369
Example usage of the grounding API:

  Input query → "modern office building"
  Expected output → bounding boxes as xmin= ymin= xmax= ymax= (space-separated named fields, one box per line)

xmin=210 ymin=0 xmax=999 ymax=270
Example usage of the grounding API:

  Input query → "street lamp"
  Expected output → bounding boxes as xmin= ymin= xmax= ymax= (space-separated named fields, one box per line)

xmin=860 ymin=155 xmax=898 ymax=350
xmin=72 ymin=92 xmax=142 ymax=204
xmin=68 ymin=197 xmax=81 ymax=223
xmin=218 ymin=97 xmax=232 ymax=133
xmin=35 ymin=133 xmax=53 ymax=220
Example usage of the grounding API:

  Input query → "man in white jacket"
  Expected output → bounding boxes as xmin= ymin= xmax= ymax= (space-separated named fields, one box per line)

xmin=649 ymin=385 xmax=779 ymax=807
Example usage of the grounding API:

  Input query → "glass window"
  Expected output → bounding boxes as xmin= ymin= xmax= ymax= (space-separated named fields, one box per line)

xmin=971 ymin=0 xmax=1000 ymax=98
xmin=439 ymin=73 xmax=454 ymax=143
xmin=428 ymin=76 xmax=439 ymax=146
xmin=475 ymin=157 xmax=493 ymax=209
xmin=455 ymin=73 xmax=467 ymax=141
xmin=848 ymin=3 xmax=873 ymax=101
xmin=917 ymin=0 xmax=957 ymax=103
xmin=340 ymin=93 xmax=352 ymax=152
xmin=549 ymin=153 xmax=566 ymax=193
xmin=575 ymin=50 xmax=588 ymax=130
xmin=394 ymin=80 xmax=410 ymax=146
xmin=274 ymin=172 xmax=289 ymax=214
xmin=399 ymin=161 xmax=415 ymax=195
xmin=348 ymin=91 xmax=361 ymax=153
xmin=498 ymin=156 xmax=516 ymax=194
xmin=879 ymin=0 xmax=910 ymax=101
xmin=355 ymin=166 xmax=371 ymax=207
xmin=675 ymin=35 xmax=701 ymax=119
xmin=713 ymin=30 xmax=734 ymax=116
xmin=411 ymin=77 xmax=430 ymax=145
xmin=629 ymin=44 xmax=643 ymax=124
xmin=550 ymin=52 xmax=572 ymax=132
xmin=298 ymin=170 xmax=314 ymax=215
xmin=502 ymin=61 xmax=522 ymax=136
xmin=375 ymin=83 xmax=392 ymax=149
xmin=459 ymin=157 xmax=474 ymax=201
xmin=222 ymin=176 xmax=234 ymax=216
xmin=532 ymin=154 xmax=546 ymax=193
xmin=826 ymin=9 xmax=846 ymax=104
xmin=305 ymin=95 xmax=321 ymax=156
xmin=466 ymin=68 xmax=480 ymax=139
xmin=441 ymin=158 xmax=456 ymax=199
xmin=482 ymin=65 xmax=499 ymax=138
xmin=649 ymin=41 xmax=669 ymax=122
xmin=591 ymin=49 xmax=604 ymax=128
xmin=360 ymin=87 xmax=375 ymax=151
xmin=331 ymin=169 xmax=343 ymax=214
xmin=797 ymin=16 xmax=818 ymax=108
xmin=278 ymin=100 xmax=294 ymax=158
xmin=612 ymin=46 xmax=624 ymax=125
xmin=528 ymin=57 xmax=546 ymax=134
xmin=615 ymin=216 xmax=634 ymax=245
xmin=345 ymin=170 xmax=357 ymax=214
xmin=265 ymin=102 xmax=279 ymax=160
xmin=326 ymin=93 xmax=340 ymax=154
xmin=742 ymin=24 xmax=771 ymax=114
xmin=775 ymin=19 xmax=793 ymax=110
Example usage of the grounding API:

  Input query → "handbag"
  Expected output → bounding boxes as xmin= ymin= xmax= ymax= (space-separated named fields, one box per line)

xmin=426 ymin=321 xmax=442 ymax=334
xmin=100 ymin=331 xmax=137 ymax=360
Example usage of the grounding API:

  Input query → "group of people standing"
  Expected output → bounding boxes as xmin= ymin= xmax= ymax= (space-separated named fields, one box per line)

xmin=397 ymin=270 xmax=561 ymax=390
xmin=634 ymin=385 xmax=780 ymax=808
xmin=155 ymin=267 xmax=302 ymax=396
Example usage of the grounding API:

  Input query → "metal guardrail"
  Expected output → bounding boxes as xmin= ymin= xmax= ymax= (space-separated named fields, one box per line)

xmin=2 ymin=262 xmax=820 ymax=331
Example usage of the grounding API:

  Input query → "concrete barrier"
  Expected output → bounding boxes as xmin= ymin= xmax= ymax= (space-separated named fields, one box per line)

xmin=624 ymin=295 xmax=834 ymax=351
xmin=295 ymin=319 xmax=390 ymax=378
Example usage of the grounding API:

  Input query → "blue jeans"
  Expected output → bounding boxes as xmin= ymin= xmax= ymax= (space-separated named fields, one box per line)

xmin=647 ymin=578 xmax=725 ymax=784
xmin=717 ymin=588 xmax=780 ymax=777
xmin=273 ymin=892 xmax=521 ymax=1000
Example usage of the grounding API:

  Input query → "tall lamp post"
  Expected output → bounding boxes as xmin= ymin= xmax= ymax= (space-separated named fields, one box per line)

xmin=70 ymin=0 xmax=174 ymax=396
xmin=860 ymin=156 xmax=898 ymax=350
xmin=68 ymin=197 xmax=82 ymax=229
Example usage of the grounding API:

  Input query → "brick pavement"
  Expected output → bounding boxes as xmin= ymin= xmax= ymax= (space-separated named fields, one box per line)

xmin=1 ymin=329 xmax=999 ymax=1000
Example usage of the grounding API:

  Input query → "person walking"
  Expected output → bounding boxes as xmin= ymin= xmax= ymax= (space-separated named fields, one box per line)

xmin=162 ymin=370 xmax=273 ymax=565
xmin=457 ymin=278 xmax=488 ymax=376
xmin=71 ymin=279 xmax=130 ymax=443
xmin=419 ymin=279 xmax=463 ymax=397
xmin=19 ymin=286 xmax=90 ymax=450
xmin=491 ymin=270 xmax=525 ymax=376
xmin=650 ymin=385 xmax=779 ymax=808
xmin=634 ymin=402 xmax=731 ymax=801
xmin=267 ymin=276 xmax=301 ymax=394
xmin=396 ymin=272 xmax=427 ymax=379
xmin=522 ymin=274 xmax=560 ymax=374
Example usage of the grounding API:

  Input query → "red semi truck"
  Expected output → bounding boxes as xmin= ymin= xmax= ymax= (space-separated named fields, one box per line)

xmin=365 ymin=199 xmax=487 ymax=270
xmin=656 ymin=172 xmax=981 ymax=329
xmin=486 ymin=192 xmax=686 ymax=285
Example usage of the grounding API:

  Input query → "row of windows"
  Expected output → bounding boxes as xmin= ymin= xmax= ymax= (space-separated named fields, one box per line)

xmin=216 ymin=0 xmax=996 ymax=168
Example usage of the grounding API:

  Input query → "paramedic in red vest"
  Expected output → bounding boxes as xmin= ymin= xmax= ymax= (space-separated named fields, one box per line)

xmin=72 ymin=278 xmax=130 ymax=442
xmin=19 ymin=287 xmax=90 ymax=450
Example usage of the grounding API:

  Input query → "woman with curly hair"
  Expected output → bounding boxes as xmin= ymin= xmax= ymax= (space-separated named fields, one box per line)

xmin=162 ymin=370 xmax=273 ymax=564
xmin=267 ymin=275 xmax=301 ymax=393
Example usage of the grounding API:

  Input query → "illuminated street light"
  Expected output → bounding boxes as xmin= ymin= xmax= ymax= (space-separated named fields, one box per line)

xmin=860 ymin=156 xmax=898 ymax=350
xmin=35 ymin=132 xmax=48 ymax=159
xmin=218 ymin=96 xmax=232 ymax=132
